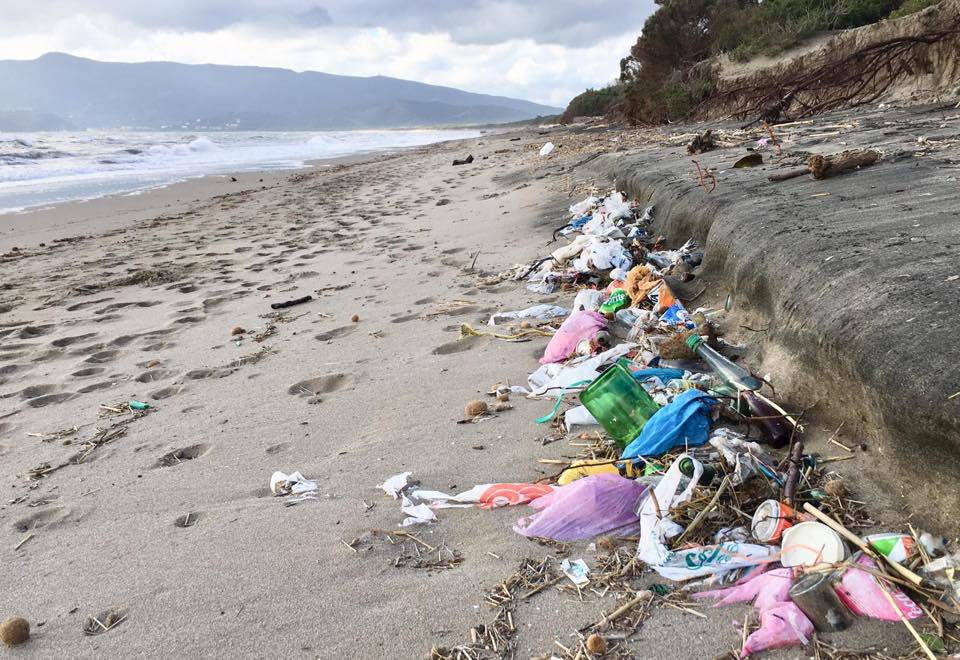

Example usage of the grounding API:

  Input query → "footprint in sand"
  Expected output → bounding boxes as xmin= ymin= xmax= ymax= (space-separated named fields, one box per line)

xmin=390 ymin=313 xmax=420 ymax=324
xmin=155 ymin=444 xmax=210 ymax=468
xmin=185 ymin=367 xmax=235 ymax=380
xmin=432 ymin=335 xmax=487 ymax=355
xmin=17 ymin=324 xmax=56 ymax=339
xmin=141 ymin=341 xmax=176 ymax=352
xmin=78 ymin=381 xmax=118 ymax=394
xmin=150 ymin=385 xmax=186 ymax=400
xmin=51 ymin=332 xmax=99 ymax=348
xmin=65 ymin=297 xmax=113 ymax=312
xmin=135 ymin=369 xmax=174 ymax=384
xmin=85 ymin=349 xmax=122 ymax=364
xmin=12 ymin=505 xmax=87 ymax=533
xmin=174 ymin=512 xmax=203 ymax=528
xmin=28 ymin=392 xmax=78 ymax=408
xmin=315 ymin=326 xmax=357 ymax=342
xmin=287 ymin=374 xmax=353 ymax=402
xmin=19 ymin=384 xmax=59 ymax=399
xmin=72 ymin=367 xmax=106 ymax=378
xmin=265 ymin=442 xmax=288 ymax=455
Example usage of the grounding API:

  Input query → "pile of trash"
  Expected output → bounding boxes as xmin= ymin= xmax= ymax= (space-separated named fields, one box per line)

xmin=378 ymin=190 xmax=957 ymax=658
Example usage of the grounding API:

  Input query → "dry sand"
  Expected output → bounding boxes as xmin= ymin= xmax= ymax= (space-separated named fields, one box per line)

xmin=0 ymin=129 xmax=929 ymax=658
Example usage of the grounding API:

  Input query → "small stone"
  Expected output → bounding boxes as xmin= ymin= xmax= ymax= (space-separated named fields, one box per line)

xmin=464 ymin=400 xmax=488 ymax=417
xmin=351 ymin=314 xmax=360 ymax=323
xmin=0 ymin=616 xmax=30 ymax=647
xmin=494 ymin=402 xmax=513 ymax=412
xmin=586 ymin=633 xmax=606 ymax=655
xmin=520 ymin=320 xmax=532 ymax=328
xmin=230 ymin=326 xmax=245 ymax=336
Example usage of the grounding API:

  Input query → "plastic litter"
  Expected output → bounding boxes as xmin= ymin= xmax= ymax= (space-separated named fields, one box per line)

xmin=513 ymin=473 xmax=645 ymax=541
xmin=539 ymin=310 xmax=607 ymax=365
xmin=561 ymin=558 xmax=590 ymax=586
xmin=487 ymin=304 xmax=568 ymax=326
xmin=409 ymin=483 xmax=554 ymax=510
xmin=621 ymin=389 xmax=717 ymax=460
xmin=694 ymin=567 xmax=793 ymax=613
xmin=270 ymin=471 xmax=319 ymax=505
xmin=539 ymin=142 xmax=555 ymax=156
xmin=741 ymin=601 xmax=813 ymax=657
xmin=780 ymin=521 xmax=848 ymax=567
xmin=835 ymin=553 xmax=924 ymax=621
xmin=635 ymin=455 xmax=776 ymax=580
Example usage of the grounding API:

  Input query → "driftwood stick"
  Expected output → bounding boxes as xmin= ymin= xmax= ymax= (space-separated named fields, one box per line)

xmin=768 ymin=167 xmax=810 ymax=182
xmin=808 ymin=149 xmax=880 ymax=179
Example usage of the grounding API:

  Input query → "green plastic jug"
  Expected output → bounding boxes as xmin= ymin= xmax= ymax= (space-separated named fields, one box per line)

xmin=579 ymin=359 xmax=661 ymax=449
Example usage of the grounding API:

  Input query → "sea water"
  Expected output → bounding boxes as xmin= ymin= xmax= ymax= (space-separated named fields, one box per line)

xmin=0 ymin=129 xmax=480 ymax=214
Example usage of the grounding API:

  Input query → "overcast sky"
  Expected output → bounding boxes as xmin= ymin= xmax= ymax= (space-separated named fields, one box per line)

xmin=0 ymin=1 xmax=656 ymax=107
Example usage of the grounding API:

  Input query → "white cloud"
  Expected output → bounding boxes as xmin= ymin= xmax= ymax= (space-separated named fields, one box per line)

xmin=0 ymin=12 xmax=637 ymax=106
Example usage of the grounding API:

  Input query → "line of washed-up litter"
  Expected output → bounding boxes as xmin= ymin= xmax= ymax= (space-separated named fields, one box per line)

xmin=368 ymin=190 xmax=956 ymax=657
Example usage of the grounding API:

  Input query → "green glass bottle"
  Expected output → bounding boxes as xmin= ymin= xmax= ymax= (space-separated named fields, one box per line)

xmin=580 ymin=360 xmax=661 ymax=449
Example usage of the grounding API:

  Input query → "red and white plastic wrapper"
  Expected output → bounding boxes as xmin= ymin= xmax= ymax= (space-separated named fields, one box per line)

xmin=835 ymin=553 xmax=924 ymax=621
xmin=410 ymin=483 xmax=555 ymax=510
xmin=741 ymin=602 xmax=814 ymax=657
xmin=636 ymin=455 xmax=778 ymax=581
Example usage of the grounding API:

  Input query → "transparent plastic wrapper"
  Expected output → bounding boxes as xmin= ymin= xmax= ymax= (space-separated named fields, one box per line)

xmin=741 ymin=602 xmax=813 ymax=657
xmin=602 ymin=191 xmax=632 ymax=222
xmin=513 ymin=473 xmax=645 ymax=541
xmin=488 ymin=304 xmax=568 ymax=326
xmin=569 ymin=196 xmax=599 ymax=216
xmin=539 ymin=310 xmax=607 ymax=365
xmin=527 ymin=343 xmax=635 ymax=396
xmin=571 ymin=237 xmax=633 ymax=272
xmin=835 ymin=553 xmax=923 ymax=621
xmin=709 ymin=428 xmax=778 ymax=486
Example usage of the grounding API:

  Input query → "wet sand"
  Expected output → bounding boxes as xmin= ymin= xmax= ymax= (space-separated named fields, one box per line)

xmin=0 ymin=127 xmax=932 ymax=658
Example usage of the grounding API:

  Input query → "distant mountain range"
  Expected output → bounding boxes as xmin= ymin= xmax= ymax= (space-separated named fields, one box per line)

xmin=0 ymin=53 xmax=559 ymax=131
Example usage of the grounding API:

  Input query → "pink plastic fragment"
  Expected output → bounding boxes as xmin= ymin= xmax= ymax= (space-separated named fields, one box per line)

xmin=835 ymin=554 xmax=923 ymax=621
xmin=741 ymin=602 xmax=814 ymax=657
xmin=513 ymin=473 xmax=644 ymax=541
xmin=694 ymin=568 xmax=793 ymax=613
xmin=539 ymin=310 xmax=606 ymax=364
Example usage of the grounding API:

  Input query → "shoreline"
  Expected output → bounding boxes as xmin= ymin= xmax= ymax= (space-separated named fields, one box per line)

xmin=0 ymin=147 xmax=451 ymax=252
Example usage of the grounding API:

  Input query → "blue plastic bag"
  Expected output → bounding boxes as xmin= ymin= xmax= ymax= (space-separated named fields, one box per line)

xmin=621 ymin=389 xmax=717 ymax=459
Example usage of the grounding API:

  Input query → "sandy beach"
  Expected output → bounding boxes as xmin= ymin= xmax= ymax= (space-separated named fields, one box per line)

xmin=0 ymin=124 xmax=946 ymax=658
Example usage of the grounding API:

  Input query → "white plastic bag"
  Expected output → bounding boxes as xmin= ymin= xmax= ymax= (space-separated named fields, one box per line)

xmin=572 ymin=288 xmax=603 ymax=312
xmin=564 ymin=405 xmax=600 ymax=432
xmin=488 ymin=305 xmax=568 ymax=326
xmin=569 ymin=196 xmax=599 ymax=216
xmin=636 ymin=456 xmax=775 ymax=580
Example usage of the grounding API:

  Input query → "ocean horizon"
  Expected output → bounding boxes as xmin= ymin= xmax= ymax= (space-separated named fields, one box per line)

xmin=0 ymin=128 xmax=481 ymax=214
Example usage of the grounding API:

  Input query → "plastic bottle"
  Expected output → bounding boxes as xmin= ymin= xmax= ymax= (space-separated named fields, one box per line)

xmin=686 ymin=335 xmax=762 ymax=391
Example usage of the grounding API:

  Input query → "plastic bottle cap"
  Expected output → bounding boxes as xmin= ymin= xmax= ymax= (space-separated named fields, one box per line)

xmin=686 ymin=334 xmax=704 ymax=351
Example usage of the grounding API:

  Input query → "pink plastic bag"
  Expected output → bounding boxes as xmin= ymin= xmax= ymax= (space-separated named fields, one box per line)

xmin=741 ymin=602 xmax=813 ymax=657
xmin=694 ymin=568 xmax=793 ymax=613
xmin=539 ymin=310 xmax=607 ymax=364
xmin=513 ymin=473 xmax=644 ymax=541
xmin=835 ymin=554 xmax=923 ymax=621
